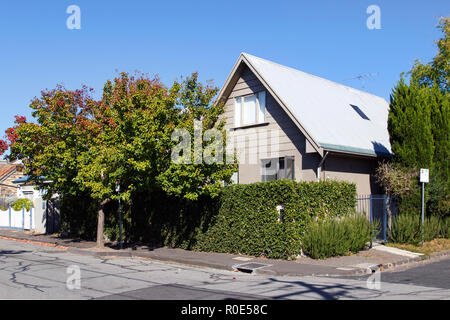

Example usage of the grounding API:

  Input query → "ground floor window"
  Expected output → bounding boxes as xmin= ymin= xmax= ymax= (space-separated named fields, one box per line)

xmin=261 ymin=156 xmax=294 ymax=182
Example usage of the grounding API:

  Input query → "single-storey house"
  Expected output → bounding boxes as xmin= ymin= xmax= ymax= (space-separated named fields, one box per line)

xmin=216 ymin=53 xmax=392 ymax=196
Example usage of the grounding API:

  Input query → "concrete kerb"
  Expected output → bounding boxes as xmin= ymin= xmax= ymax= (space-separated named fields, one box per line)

xmin=1 ymin=232 xmax=449 ymax=277
xmin=63 ymin=249 xmax=421 ymax=277
xmin=66 ymin=247 xmax=133 ymax=258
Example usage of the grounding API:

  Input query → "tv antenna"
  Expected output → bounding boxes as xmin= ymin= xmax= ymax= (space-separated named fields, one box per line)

xmin=343 ymin=73 xmax=378 ymax=89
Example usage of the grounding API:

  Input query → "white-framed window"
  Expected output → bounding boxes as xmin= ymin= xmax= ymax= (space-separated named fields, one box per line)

xmin=234 ymin=91 xmax=266 ymax=127
xmin=261 ymin=156 xmax=294 ymax=182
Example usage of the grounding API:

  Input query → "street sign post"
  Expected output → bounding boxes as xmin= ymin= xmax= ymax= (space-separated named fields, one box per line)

xmin=420 ymin=169 xmax=429 ymax=246
xmin=115 ymin=181 xmax=123 ymax=250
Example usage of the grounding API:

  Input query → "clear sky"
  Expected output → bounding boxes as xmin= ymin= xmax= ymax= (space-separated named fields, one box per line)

xmin=0 ymin=0 xmax=448 ymax=137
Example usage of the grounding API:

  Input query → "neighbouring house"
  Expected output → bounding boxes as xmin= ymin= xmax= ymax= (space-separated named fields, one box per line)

xmin=11 ymin=175 xmax=45 ymax=201
xmin=10 ymin=175 xmax=60 ymax=234
xmin=0 ymin=159 xmax=25 ymax=197
xmin=216 ymin=53 xmax=392 ymax=196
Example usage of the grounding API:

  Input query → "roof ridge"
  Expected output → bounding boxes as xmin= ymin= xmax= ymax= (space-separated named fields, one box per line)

xmin=241 ymin=52 xmax=387 ymax=103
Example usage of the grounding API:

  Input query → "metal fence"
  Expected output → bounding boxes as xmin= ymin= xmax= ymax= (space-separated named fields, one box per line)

xmin=355 ymin=194 xmax=391 ymax=245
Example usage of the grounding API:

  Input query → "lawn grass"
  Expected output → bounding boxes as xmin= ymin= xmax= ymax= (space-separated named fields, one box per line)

xmin=387 ymin=238 xmax=450 ymax=257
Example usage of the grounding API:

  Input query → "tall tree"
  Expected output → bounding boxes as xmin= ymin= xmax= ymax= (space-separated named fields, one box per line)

xmin=9 ymin=72 xmax=235 ymax=247
xmin=10 ymin=85 xmax=98 ymax=197
xmin=386 ymin=17 xmax=450 ymax=217
xmin=411 ymin=18 xmax=450 ymax=92
xmin=388 ymin=79 xmax=435 ymax=168
xmin=0 ymin=115 xmax=27 ymax=158
xmin=75 ymin=72 xmax=234 ymax=247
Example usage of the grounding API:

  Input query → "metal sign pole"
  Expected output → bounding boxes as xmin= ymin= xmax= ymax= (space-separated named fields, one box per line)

xmin=419 ymin=168 xmax=429 ymax=247
xmin=118 ymin=197 xmax=123 ymax=250
xmin=369 ymin=195 xmax=373 ymax=249
xmin=421 ymin=182 xmax=425 ymax=247
xmin=383 ymin=194 xmax=387 ymax=245
xmin=116 ymin=181 xmax=123 ymax=250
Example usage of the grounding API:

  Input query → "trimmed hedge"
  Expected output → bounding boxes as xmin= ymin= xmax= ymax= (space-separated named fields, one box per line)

xmin=302 ymin=214 xmax=378 ymax=259
xmin=194 ymin=180 xmax=356 ymax=259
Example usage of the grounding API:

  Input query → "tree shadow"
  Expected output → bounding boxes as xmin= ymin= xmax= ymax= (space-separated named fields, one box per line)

xmin=250 ymin=277 xmax=380 ymax=300
xmin=0 ymin=250 xmax=30 ymax=255
xmin=372 ymin=141 xmax=391 ymax=158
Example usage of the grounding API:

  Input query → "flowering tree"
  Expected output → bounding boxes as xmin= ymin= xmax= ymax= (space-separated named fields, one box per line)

xmin=10 ymin=72 xmax=235 ymax=247
xmin=76 ymin=72 xmax=235 ymax=246
xmin=10 ymin=85 xmax=99 ymax=197
xmin=0 ymin=115 xmax=27 ymax=157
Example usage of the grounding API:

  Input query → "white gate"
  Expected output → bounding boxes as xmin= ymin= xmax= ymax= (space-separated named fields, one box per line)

xmin=0 ymin=206 xmax=34 ymax=230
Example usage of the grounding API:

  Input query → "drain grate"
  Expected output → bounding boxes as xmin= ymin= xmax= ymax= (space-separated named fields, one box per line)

xmin=233 ymin=262 xmax=272 ymax=274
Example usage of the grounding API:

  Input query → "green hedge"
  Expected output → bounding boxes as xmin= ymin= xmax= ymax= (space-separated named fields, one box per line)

xmin=12 ymin=198 xmax=34 ymax=211
xmin=302 ymin=215 xmax=378 ymax=259
xmin=194 ymin=180 xmax=356 ymax=259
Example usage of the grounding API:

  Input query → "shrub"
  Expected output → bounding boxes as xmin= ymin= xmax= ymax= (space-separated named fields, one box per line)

xmin=389 ymin=214 xmax=448 ymax=244
xmin=424 ymin=215 xmax=441 ymax=242
xmin=440 ymin=218 xmax=450 ymax=238
xmin=389 ymin=214 xmax=420 ymax=244
xmin=301 ymin=214 xmax=378 ymax=259
xmin=194 ymin=180 xmax=357 ymax=259
xmin=12 ymin=198 xmax=34 ymax=211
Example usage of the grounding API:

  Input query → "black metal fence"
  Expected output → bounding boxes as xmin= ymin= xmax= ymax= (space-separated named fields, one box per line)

xmin=355 ymin=194 xmax=392 ymax=244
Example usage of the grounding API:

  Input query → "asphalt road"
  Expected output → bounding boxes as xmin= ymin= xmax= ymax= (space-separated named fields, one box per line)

xmin=348 ymin=258 xmax=450 ymax=290
xmin=0 ymin=238 xmax=449 ymax=300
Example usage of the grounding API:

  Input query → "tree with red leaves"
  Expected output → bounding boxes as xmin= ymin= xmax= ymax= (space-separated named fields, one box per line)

xmin=0 ymin=115 xmax=27 ymax=158
xmin=11 ymin=72 xmax=235 ymax=248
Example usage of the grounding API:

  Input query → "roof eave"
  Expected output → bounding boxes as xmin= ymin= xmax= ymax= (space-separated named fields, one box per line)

xmin=320 ymin=143 xmax=392 ymax=158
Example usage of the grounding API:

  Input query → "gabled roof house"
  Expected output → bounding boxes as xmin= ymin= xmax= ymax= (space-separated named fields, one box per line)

xmin=0 ymin=160 xmax=25 ymax=197
xmin=217 ymin=53 xmax=392 ymax=196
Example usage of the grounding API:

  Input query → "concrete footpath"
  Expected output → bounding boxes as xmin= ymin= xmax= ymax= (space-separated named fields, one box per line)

xmin=0 ymin=229 xmax=448 ymax=277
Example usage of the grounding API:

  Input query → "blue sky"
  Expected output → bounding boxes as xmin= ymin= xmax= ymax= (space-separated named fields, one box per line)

xmin=0 ymin=0 xmax=448 ymax=137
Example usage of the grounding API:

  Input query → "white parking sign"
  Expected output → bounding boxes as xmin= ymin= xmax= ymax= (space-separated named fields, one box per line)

xmin=420 ymin=168 xmax=429 ymax=183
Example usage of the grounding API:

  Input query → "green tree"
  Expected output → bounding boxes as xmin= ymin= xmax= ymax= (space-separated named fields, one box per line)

xmin=386 ymin=17 xmax=450 ymax=217
xmin=10 ymin=85 xmax=98 ymax=198
xmin=74 ymin=72 xmax=235 ymax=247
xmin=411 ymin=18 xmax=450 ymax=92
xmin=388 ymin=79 xmax=435 ymax=169
xmin=10 ymin=72 xmax=235 ymax=247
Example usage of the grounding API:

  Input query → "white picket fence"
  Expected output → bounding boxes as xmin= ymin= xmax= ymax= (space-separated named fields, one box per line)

xmin=0 ymin=206 xmax=35 ymax=230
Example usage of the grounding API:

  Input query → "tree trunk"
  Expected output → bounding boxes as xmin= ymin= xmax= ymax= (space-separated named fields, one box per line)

xmin=96 ymin=199 xmax=108 ymax=248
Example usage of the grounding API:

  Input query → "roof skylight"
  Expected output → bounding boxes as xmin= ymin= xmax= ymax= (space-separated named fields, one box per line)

xmin=350 ymin=104 xmax=370 ymax=120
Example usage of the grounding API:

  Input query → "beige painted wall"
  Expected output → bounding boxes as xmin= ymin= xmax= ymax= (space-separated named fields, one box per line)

xmin=221 ymin=65 xmax=320 ymax=184
xmin=322 ymin=154 xmax=381 ymax=196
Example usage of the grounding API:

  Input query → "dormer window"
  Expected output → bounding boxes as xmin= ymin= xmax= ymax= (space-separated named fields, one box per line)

xmin=234 ymin=91 xmax=266 ymax=127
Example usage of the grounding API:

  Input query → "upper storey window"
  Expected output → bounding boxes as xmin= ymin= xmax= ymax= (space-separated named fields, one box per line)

xmin=234 ymin=91 xmax=266 ymax=127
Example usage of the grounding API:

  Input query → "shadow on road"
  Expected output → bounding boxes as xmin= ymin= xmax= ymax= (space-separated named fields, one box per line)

xmin=0 ymin=250 xmax=30 ymax=255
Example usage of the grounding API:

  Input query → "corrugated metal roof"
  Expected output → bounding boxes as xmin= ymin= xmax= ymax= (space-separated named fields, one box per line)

xmin=0 ymin=165 xmax=16 ymax=181
xmin=241 ymin=53 xmax=392 ymax=156
xmin=12 ymin=175 xmax=30 ymax=184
